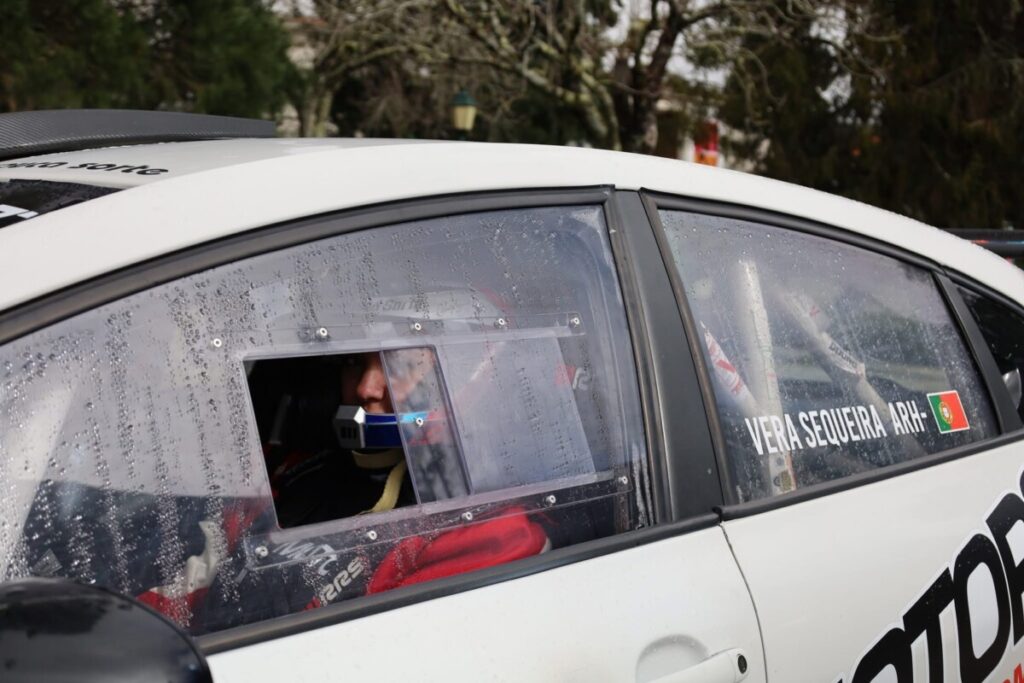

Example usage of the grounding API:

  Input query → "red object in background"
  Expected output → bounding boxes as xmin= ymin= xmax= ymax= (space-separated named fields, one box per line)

xmin=694 ymin=120 xmax=719 ymax=166
xmin=367 ymin=507 xmax=549 ymax=594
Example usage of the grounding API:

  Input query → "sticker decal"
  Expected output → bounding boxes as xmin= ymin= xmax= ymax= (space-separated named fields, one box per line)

xmin=741 ymin=392 xmax=972 ymax=454
xmin=836 ymin=465 xmax=1024 ymax=683
xmin=0 ymin=160 xmax=168 ymax=176
xmin=0 ymin=203 xmax=38 ymax=221
xmin=928 ymin=390 xmax=970 ymax=433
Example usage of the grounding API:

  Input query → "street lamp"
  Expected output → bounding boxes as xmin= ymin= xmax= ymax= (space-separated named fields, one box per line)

xmin=450 ymin=89 xmax=477 ymax=140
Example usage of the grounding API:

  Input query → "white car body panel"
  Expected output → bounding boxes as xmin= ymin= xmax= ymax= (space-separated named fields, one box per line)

xmin=207 ymin=528 xmax=765 ymax=683
xmin=725 ymin=440 xmax=1024 ymax=682
xmin=2 ymin=140 xmax=1023 ymax=312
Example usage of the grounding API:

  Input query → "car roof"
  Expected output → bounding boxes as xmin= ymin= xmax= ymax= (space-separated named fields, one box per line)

xmin=0 ymin=137 xmax=441 ymax=188
xmin=2 ymin=138 xmax=1022 ymax=312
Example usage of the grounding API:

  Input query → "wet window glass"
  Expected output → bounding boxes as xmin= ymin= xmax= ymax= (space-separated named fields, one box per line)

xmin=959 ymin=287 xmax=1024 ymax=422
xmin=0 ymin=205 xmax=647 ymax=634
xmin=659 ymin=210 xmax=998 ymax=502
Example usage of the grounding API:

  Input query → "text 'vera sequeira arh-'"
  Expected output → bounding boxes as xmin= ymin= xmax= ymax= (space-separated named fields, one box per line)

xmin=744 ymin=400 xmax=932 ymax=455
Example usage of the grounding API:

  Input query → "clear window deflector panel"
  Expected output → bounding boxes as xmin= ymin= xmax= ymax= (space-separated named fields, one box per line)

xmin=381 ymin=346 xmax=469 ymax=502
xmin=436 ymin=337 xmax=595 ymax=493
xmin=659 ymin=209 xmax=998 ymax=502
xmin=228 ymin=474 xmax=632 ymax=625
xmin=0 ymin=204 xmax=647 ymax=635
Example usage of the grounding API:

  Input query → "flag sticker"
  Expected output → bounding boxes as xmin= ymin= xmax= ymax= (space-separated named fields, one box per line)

xmin=927 ymin=390 xmax=970 ymax=433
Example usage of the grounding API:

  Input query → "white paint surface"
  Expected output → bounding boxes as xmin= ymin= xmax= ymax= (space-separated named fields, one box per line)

xmin=2 ymin=140 xmax=1022 ymax=312
xmin=724 ymin=440 xmax=1024 ymax=682
xmin=207 ymin=528 xmax=765 ymax=683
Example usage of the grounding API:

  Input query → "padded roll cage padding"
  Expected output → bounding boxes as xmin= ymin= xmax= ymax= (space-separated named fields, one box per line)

xmin=0 ymin=109 xmax=275 ymax=161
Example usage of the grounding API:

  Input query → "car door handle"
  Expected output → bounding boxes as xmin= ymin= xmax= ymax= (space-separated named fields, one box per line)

xmin=644 ymin=648 xmax=749 ymax=683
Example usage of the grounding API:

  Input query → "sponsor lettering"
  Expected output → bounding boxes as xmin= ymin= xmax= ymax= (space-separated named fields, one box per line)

xmin=837 ymin=467 xmax=1024 ymax=683
xmin=272 ymin=539 xmax=340 ymax=576
xmin=305 ymin=557 xmax=366 ymax=609
xmin=744 ymin=400 xmax=941 ymax=455
xmin=381 ymin=298 xmax=409 ymax=312
xmin=0 ymin=161 xmax=68 ymax=169
xmin=0 ymin=160 xmax=168 ymax=175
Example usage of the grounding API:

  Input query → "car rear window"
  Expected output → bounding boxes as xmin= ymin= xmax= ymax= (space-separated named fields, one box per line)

xmin=659 ymin=209 xmax=998 ymax=502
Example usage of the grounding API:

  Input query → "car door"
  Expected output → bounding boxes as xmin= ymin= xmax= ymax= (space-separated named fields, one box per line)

xmin=649 ymin=194 xmax=1024 ymax=682
xmin=0 ymin=189 xmax=764 ymax=682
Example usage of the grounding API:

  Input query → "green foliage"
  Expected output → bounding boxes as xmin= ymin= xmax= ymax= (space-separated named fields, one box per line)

xmin=139 ymin=0 xmax=293 ymax=117
xmin=858 ymin=0 xmax=1024 ymax=229
xmin=329 ymin=59 xmax=590 ymax=145
xmin=717 ymin=5 xmax=854 ymax=192
xmin=0 ymin=0 xmax=149 ymax=111
xmin=716 ymin=0 xmax=1024 ymax=229
xmin=0 ymin=0 xmax=291 ymax=118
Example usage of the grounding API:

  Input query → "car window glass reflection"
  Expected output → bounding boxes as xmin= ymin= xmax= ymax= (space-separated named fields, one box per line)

xmin=661 ymin=210 xmax=999 ymax=501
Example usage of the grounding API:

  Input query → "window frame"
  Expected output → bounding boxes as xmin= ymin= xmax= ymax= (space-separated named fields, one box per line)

xmin=934 ymin=273 xmax=1022 ymax=431
xmin=0 ymin=187 xmax=723 ymax=652
xmin=946 ymin=273 xmax=1024 ymax=425
xmin=641 ymin=190 xmax=1024 ymax=516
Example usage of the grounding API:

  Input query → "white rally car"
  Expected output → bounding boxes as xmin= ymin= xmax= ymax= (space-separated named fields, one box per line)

xmin=2 ymin=110 xmax=1024 ymax=683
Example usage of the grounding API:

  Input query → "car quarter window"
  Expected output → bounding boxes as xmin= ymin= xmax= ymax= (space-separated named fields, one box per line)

xmin=0 ymin=204 xmax=648 ymax=635
xmin=958 ymin=286 xmax=1024 ymax=423
xmin=658 ymin=209 xmax=998 ymax=502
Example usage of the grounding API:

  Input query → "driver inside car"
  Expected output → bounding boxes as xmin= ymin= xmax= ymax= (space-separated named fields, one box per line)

xmin=265 ymin=351 xmax=423 ymax=528
xmin=137 ymin=345 xmax=561 ymax=629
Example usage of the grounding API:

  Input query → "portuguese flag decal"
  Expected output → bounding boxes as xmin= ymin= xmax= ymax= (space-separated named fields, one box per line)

xmin=927 ymin=390 xmax=970 ymax=433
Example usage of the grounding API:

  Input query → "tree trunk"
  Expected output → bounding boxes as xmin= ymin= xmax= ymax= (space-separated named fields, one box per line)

xmin=312 ymin=91 xmax=333 ymax=137
xmin=622 ymin=98 xmax=660 ymax=154
xmin=296 ymin=82 xmax=334 ymax=138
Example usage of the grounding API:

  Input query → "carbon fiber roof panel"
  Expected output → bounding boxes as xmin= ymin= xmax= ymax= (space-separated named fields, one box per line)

xmin=0 ymin=109 xmax=274 ymax=161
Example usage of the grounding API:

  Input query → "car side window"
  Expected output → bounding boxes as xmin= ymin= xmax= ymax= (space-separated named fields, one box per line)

xmin=958 ymin=286 xmax=1024 ymax=422
xmin=658 ymin=209 xmax=998 ymax=502
xmin=0 ymin=204 xmax=648 ymax=635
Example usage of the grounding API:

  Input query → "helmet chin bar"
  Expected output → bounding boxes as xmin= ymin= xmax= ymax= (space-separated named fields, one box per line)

xmin=333 ymin=405 xmax=427 ymax=450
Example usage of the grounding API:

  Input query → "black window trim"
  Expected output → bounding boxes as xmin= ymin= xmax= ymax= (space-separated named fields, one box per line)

xmin=639 ymin=192 xmax=743 ymax=506
xmin=944 ymin=270 xmax=1024 ymax=432
xmin=946 ymin=269 xmax=1024 ymax=322
xmin=0 ymin=186 xmax=725 ymax=651
xmin=641 ymin=190 xmax=1024 ymax=515
xmin=945 ymin=268 xmax=1024 ymax=367
xmin=607 ymin=192 xmax=723 ymax=521
xmin=935 ymin=273 xmax=1022 ymax=432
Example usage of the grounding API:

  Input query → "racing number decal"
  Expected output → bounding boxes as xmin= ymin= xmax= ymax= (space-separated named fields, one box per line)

xmin=838 ymin=467 xmax=1024 ymax=683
